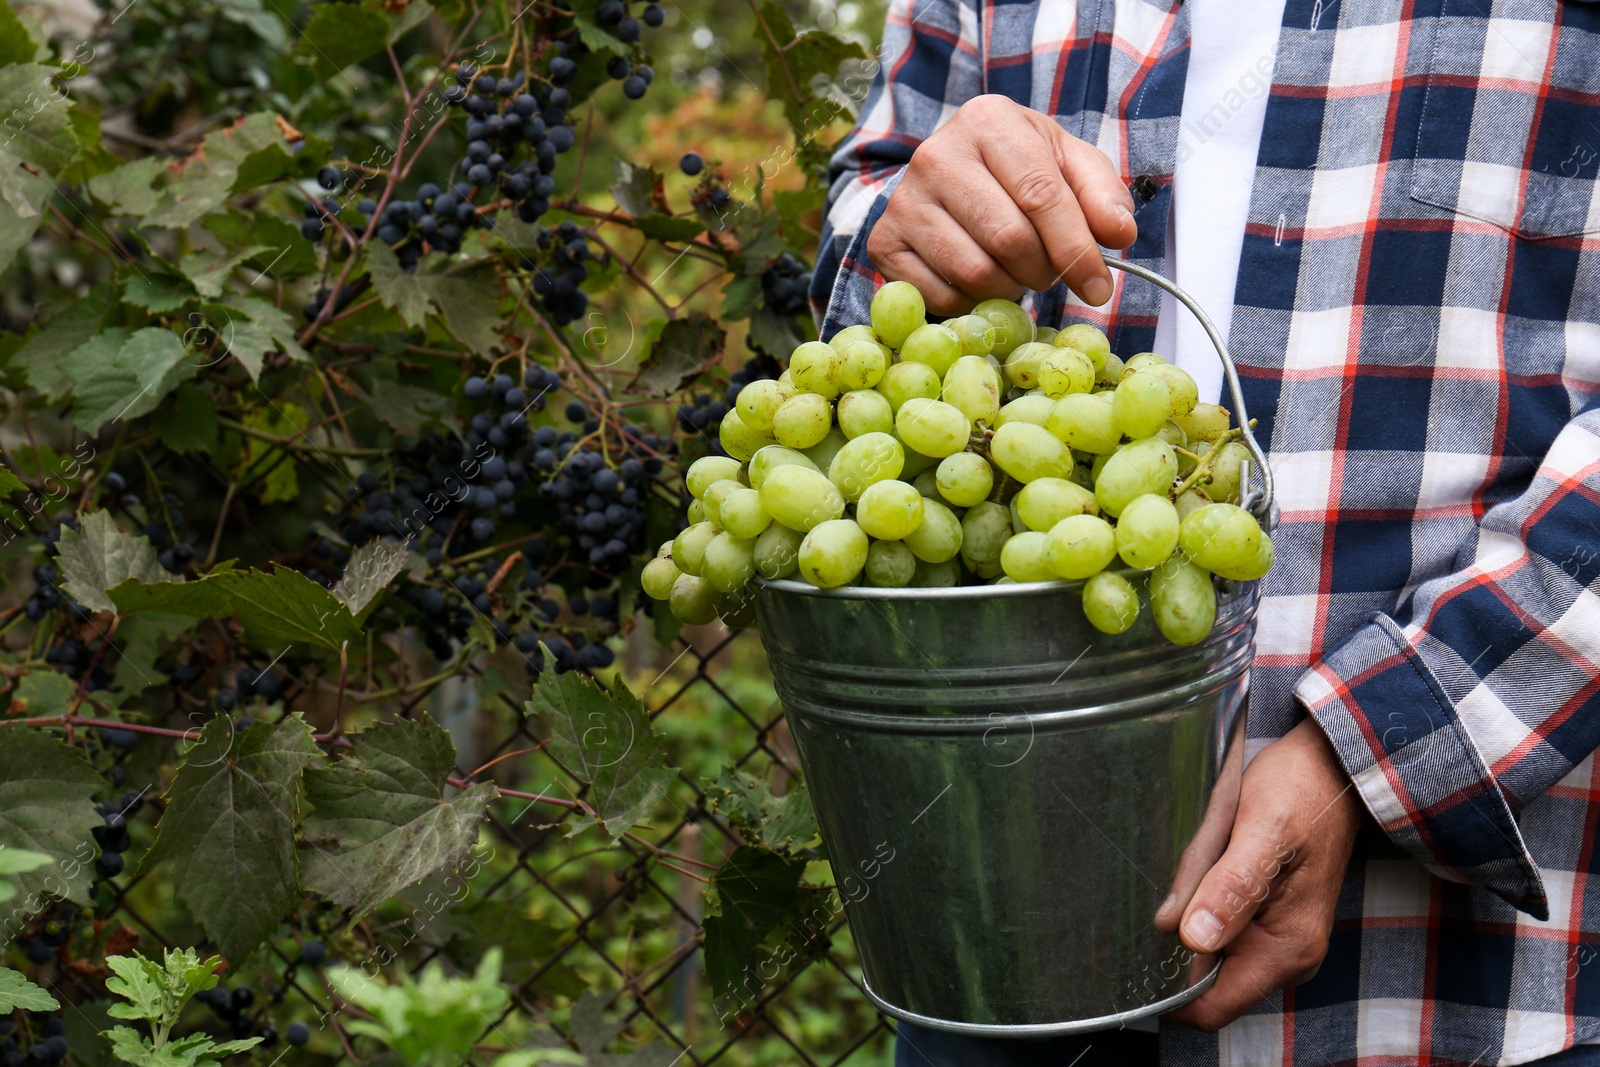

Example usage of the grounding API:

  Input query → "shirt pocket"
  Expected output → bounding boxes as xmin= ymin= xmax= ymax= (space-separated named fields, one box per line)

xmin=1409 ymin=0 xmax=1600 ymax=240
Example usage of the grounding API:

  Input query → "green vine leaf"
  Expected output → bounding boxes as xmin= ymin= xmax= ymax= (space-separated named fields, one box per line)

xmin=0 ymin=969 xmax=58 ymax=1012
xmin=365 ymin=242 xmax=439 ymax=328
xmin=139 ymin=718 xmax=319 ymax=963
xmin=632 ymin=311 xmax=722 ymax=396
xmin=297 ymin=3 xmax=390 ymax=80
xmin=11 ymin=671 xmax=75 ymax=717
xmin=701 ymin=845 xmax=809 ymax=999
xmin=0 ymin=728 xmax=104 ymax=929
xmin=111 ymin=565 xmax=363 ymax=651
xmin=60 ymin=327 xmax=197 ymax=435
xmin=330 ymin=540 xmax=409 ymax=622
xmin=528 ymin=668 xmax=673 ymax=843
xmin=57 ymin=510 xmax=178 ymax=614
xmin=143 ymin=114 xmax=304 ymax=230
xmin=0 ymin=2 xmax=43 ymax=67
xmin=705 ymin=768 xmax=818 ymax=855
xmin=301 ymin=715 xmax=495 ymax=922
xmin=755 ymin=0 xmax=866 ymax=137
xmin=0 ymin=64 xmax=76 ymax=173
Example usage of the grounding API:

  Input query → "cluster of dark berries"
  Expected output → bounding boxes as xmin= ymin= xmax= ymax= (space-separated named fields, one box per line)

xmin=724 ymin=351 xmax=784 ymax=407
xmin=194 ymin=985 xmax=280 ymax=1048
xmin=40 ymin=638 xmax=111 ymax=693
xmin=0 ymin=1013 xmax=68 ymax=1067
xmin=91 ymin=792 xmax=142 ymax=880
xmin=445 ymin=64 xmax=569 ymax=218
xmin=525 ymin=221 xmax=600 ymax=326
xmin=301 ymin=282 xmax=361 ymax=323
xmin=20 ymin=904 xmax=77 ymax=968
xmin=538 ymin=422 xmax=663 ymax=579
xmin=22 ymin=517 xmax=87 ymax=623
xmin=761 ymin=252 xmax=813 ymax=318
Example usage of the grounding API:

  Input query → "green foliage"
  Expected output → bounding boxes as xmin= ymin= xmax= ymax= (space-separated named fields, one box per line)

xmin=103 ymin=949 xmax=261 ymax=1067
xmin=57 ymin=511 xmax=179 ymax=614
xmin=301 ymin=714 xmax=496 ymax=921
xmin=706 ymin=767 xmax=818 ymax=854
xmin=0 ymin=730 xmax=104 ymax=925
xmin=328 ymin=948 xmax=510 ymax=1067
xmin=111 ymin=565 xmax=364 ymax=651
xmin=138 ymin=718 xmax=320 ymax=962
xmin=0 ymin=848 xmax=58 ymax=1011
xmin=530 ymin=666 xmax=673 ymax=843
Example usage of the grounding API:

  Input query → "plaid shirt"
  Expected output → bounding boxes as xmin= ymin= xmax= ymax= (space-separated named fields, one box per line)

xmin=810 ymin=0 xmax=1600 ymax=1063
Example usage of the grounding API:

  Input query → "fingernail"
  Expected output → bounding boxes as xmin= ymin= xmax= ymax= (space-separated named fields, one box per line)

xmin=1083 ymin=275 xmax=1112 ymax=306
xmin=1184 ymin=908 xmax=1225 ymax=952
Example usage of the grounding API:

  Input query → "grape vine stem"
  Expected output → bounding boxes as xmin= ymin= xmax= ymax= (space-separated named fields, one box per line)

xmin=1169 ymin=426 xmax=1247 ymax=501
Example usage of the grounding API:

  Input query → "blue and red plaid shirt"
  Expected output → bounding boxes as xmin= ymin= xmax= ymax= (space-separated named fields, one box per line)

xmin=811 ymin=0 xmax=1600 ymax=1063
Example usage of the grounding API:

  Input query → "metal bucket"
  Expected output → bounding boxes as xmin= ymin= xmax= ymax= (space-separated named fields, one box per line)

xmin=751 ymin=256 xmax=1277 ymax=1035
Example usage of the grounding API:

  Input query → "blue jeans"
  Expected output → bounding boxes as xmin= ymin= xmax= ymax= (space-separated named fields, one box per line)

xmin=893 ymin=1024 xmax=1600 ymax=1067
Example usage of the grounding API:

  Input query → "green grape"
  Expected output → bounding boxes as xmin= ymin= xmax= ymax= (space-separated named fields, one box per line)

xmin=687 ymin=499 xmax=706 ymax=524
xmin=943 ymin=355 xmax=1003 ymax=425
xmin=803 ymin=428 xmax=849 ymax=472
xmin=1038 ymin=346 xmax=1095 ymax=399
xmin=1095 ymin=437 xmax=1179 ymax=517
xmin=672 ymin=521 xmax=717 ymax=575
xmin=1047 ymin=393 xmax=1121 ymax=454
xmin=702 ymin=532 xmax=757 ymax=592
xmin=1114 ymin=493 xmax=1180 ymax=570
xmin=1149 ymin=364 xmax=1199 ymax=416
xmin=996 ymin=394 xmax=1055 ymax=428
xmin=837 ymin=388 xmax=895 ymax=438
xmin=790 ymin=340 xmax=843 ymax=397
xmin=972 ymin=298 xmax=1035 ymax=357
xmin=900 ymin=323 xmax=962 ymax=377
xmin=720 ymin=486 xmax=772 ymax=539
xmin=1113 ymin=372 xmax=1173 ymax=440
xmin=856 ymin=479 xmax=925 ymax=540
xmin=1177 ymin=502 xmax=1262 ymax=572
xmin=912 ymin=468 xmax=945 ymax=501
xmin=1174 ymin=488 xmax=1211 ymax=521
xmin=1155 ymin=420 xmax=1188 ymax=449
xmin=777 ymin=369 xmax=795 ymax=389
xmin=897 ymin=439 xmax=940 ymax=479
xmin=1015 ymin=477 xmax=1098 ymax=531
xmin=686 ymin=456 xmax=742 ymax=499
xmin=1210 ymin=530 xmax=1275 ymax=581
xmin=712 ymin=587 xmax=758 ymax=629
xmin=1002 ymin=341 xmax=1054 ymax=389
xmin=1149 ymin=554 xmax=1216 ymax=645
xmin=990 ymin=421 xmax=1073 ymax=483
xmin=935 ymin=451 xmax=995 ymax=507
xmin=754 ymin=523 xmax=804 ymax=579
xmin=736 ymin=378 xmax=791 ymax=432
xmin=1045 ymin=513 xmax=1117 ymax=579
xmin=902 ymin=498 xmax=963 ymax=562
xmin=759 ymin=464 xmax=845 ymax=532
xmin=972 ymin=558 xmax=1004 ymax=581
xmin=865 ymin=539 xmax=918 ymax=587
xmin=836 ymin=338 xmax=889 ymax=390
xmin=669 ymin=572 xmax=718 ymax=625
xmin=748 ymin=445 xmax=819 ymax=488
xmin=657 ymin=539 xmax=675 ymax=559
xmin=878 ymin=361 xmax=943 ymax=411
xmin=641 ymin=556 xmax=681 ymax=600
xmin=719 ymin=407 xmax=777 ymax=460
xmin=1000 ymin=530 xmax=1055 ymax=582
xmin=830 ymin=324 xmax=883 ymax=351
xmin=1205 ymin=441 xmax=1254 ymax=504
xmin=1173 ymin=402 xmax=1230 ymax=442
xmin=828 ymin=431 xmax=905 ymax=501
xmin=911 ymin=557 xmax=962 ymax=587
xmin=1097 ymin=352 xmax=1126 ymax=385
xmin=895 ymin=397 xmax=972 ymax=458
xmin=960 ymin=500 xmax=1012 ymax=571
xmin=701 ymin=478 xmax=741 ymax=527
xmin=798 ymin=518 xmax=869 ymax=588
xmin=1082 ymin=571 xmax=1140 ymax=634
xmin=773 ymin=392 xmax=834 ymax=450
xmin=1034 ymin=325 xmax=1058 ymax=344
xmin=870 ymin=280 xmax=927 ymax=349
xmin=949 ymin=314 xmax=998 ymax=355
xmin=1056 ymin=323 xmax=1111 ymax=371
xmin=1124 ymin=352 xmax=1167 ymax=375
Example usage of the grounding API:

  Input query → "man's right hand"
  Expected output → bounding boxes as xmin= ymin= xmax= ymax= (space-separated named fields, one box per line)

xmin=866 ymin=95 xmax=1138 ymax=316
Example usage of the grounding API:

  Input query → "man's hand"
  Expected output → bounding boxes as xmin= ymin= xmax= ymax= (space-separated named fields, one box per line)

xmin=1161 ymin=718 xmax=1365 ymax=1032
xmin=866 ymin=95 xmax=1137 ymax=316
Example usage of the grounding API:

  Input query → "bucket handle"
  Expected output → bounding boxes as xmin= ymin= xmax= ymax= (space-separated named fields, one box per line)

xmin=1098 ymin=253 xmax=1277 ymax=530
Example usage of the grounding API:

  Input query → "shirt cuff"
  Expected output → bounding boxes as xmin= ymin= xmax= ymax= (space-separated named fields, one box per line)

xmin=1295 ymin=613 xmax=1549 ymax=920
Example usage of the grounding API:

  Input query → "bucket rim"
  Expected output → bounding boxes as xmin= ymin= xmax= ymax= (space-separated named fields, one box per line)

xmin=756 ymin=574 xmax=1256 ymax=602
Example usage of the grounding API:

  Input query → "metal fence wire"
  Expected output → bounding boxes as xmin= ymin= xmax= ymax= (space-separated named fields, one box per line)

xmin=92 ymin=624 xmax=894 ymax=1067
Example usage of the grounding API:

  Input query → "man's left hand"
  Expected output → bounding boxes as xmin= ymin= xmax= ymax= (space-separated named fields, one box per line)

xmin=1162 ymin=718 xmax=1366 ymax=1032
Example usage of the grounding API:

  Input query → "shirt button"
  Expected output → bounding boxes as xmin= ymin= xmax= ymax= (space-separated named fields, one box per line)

xmin=1133 ymin=175 xmax=1158 ymax=201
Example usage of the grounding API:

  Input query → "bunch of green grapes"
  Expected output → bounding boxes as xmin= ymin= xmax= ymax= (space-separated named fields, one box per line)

xmin=641 ymin=281 xmax=1274 ymax=646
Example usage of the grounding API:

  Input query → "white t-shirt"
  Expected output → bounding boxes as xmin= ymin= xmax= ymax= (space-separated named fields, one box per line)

xmin=1152 ymin=0 xmax=1288 ymax=405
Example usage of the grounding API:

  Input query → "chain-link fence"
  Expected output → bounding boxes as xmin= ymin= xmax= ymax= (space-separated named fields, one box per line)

xmin=88 ymin=623 xmax=893 ymax=1067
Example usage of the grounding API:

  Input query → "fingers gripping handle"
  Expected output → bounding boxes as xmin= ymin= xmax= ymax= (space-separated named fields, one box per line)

xmin=1099 ymin=254 xmax=1277 ymax=530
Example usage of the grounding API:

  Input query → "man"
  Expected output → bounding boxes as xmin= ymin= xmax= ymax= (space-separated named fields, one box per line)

xmin=809 ymin=1 xmax=1600 ymax=1064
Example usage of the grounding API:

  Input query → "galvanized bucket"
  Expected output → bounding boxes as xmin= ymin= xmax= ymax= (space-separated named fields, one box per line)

xmin=752 ymin=256 xmax=1277 ymax=1035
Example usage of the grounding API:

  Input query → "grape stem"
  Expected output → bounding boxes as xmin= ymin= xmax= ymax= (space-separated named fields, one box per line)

xmin=1170 ymin=425 xmax=1249 ymax=501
